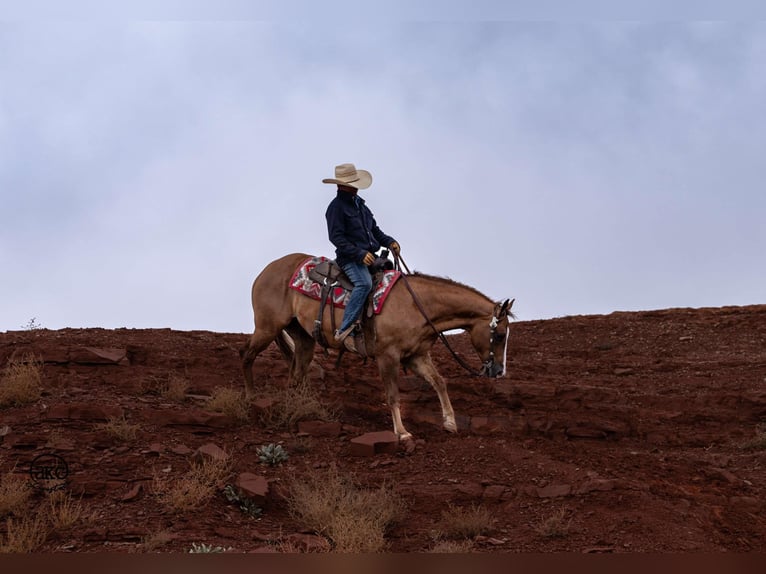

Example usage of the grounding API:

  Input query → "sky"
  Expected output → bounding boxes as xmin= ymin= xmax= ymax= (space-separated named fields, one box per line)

xmin=1 ymin=4 xmax=765 ymax=332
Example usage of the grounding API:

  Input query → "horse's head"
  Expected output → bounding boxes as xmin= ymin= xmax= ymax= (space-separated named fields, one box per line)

xmin=469 ymin=298 xmax=515 ymax=378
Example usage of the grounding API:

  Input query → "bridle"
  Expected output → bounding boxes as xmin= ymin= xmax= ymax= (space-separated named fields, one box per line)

xmin=393 ymin=253 xmax=507 ymax=378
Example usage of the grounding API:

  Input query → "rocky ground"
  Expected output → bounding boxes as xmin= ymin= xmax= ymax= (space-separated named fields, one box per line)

xmin=1 ymin=304 xmax=765 ymax=553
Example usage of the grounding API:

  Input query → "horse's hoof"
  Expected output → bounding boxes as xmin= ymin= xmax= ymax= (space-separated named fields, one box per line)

xmin=443 ymin=420 xmax=458 ymax=433
xmin=398 ymin=431 xmax=413 ymax=442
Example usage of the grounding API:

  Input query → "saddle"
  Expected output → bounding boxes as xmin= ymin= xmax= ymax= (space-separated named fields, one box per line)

xmin=308 ymin=251 xmax=395 ymax=358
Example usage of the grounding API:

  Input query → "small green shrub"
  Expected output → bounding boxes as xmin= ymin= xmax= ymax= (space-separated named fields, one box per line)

xmin=257 ymin=443 xmax=289 ymax=466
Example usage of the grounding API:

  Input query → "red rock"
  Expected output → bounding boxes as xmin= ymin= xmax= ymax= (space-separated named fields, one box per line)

xmin=536 ymin=484 xmax=572 ymax=498
xmin=120 ymin=482 xmax=143 ymax=502
xmin=482 ymin=485 xmax=506 ymax=501
xmin=297 ymin=420 xmax=342 ymax=437
xmin=151 ymin=410 xmax=236 ymax=428
xmin=574 ymin=479 xmax=617 ymax=494
xmin=349 ymin=431 xmax=398 ymax=457
xmin=69 ymin=347 xmax=129 ymax=365
xmin=193 ymin=443 xmax=229 ymax=464
xmin=470 ymin=416 xmax=508 ymax=434
xmin=250 ymin=398 xmax=277 ymax=415
xmin=170 ymin=444 xmax=193 ymax=455
xmin=235 ymin=472 xmax=269 ymax=506
xmin=46 ymin=403 xmax=124 ymax=421
xmin=283 ymin=533 xmax=331 ymax=553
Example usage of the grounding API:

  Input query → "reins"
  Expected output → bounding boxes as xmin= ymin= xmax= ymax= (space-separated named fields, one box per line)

xmin=393 ymin=253 xmax=487 ymax=377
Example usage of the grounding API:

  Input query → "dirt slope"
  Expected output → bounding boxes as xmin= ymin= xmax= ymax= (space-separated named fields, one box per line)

xmin=1 ymin=304 xmax=765 ymax=552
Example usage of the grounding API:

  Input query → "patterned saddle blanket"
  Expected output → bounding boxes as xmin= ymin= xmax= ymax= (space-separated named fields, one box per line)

xmin=289 ymin=256 xmax=401 ymax=315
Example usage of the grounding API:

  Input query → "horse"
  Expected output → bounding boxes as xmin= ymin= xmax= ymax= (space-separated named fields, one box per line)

xmin=241 ymin=252 xmax=515 ymax=440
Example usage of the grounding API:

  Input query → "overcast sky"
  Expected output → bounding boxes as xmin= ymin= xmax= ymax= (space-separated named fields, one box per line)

xmin=1 ymin=8 xmax=765 ymax=332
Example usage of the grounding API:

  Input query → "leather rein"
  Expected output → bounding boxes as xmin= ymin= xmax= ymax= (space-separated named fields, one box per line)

xmin=393 ymin=253 xmax=495 ymax=377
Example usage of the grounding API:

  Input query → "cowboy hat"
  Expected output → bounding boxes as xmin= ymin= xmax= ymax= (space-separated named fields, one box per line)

xmin=322 ymin=163 xmax=372 ymax=190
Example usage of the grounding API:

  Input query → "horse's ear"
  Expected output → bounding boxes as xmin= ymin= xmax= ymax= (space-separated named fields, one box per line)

xmin=499 ymin=298 xmax=515 ymax=319
xmin=499 ymin=298 xmax=510 ymax=314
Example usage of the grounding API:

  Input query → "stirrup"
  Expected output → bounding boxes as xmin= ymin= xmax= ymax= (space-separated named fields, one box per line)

xmin=334 ymin=326 xmax=358 ymax=353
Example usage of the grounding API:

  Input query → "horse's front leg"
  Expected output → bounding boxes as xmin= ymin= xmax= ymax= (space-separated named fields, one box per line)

xmin=377 ymin=353 xmax=412 ymax=441
xmin=404 ymin=353 xmax=457 ymax=433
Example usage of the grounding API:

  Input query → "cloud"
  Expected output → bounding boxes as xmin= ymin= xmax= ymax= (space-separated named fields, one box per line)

xmin=1 ymin=21 xmax=765 ymax=332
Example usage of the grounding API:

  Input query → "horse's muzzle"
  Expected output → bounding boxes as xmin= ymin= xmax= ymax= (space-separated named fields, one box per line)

xmin=482 ymin=360 xmax=504 ymax=378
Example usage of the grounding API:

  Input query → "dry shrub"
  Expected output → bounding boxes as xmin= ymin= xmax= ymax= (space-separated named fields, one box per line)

xmin=141 ymin=373 xmax=189 ymax=402
xmin=288 ymin=465 xmax=405 ymax=553
xmin=154 ymin=457 xmax=231 ymax=513
xmin=428 ymin=539 xmax=475 ymax=553
xmin=533 ymin=507 xmax=572 ymax=539
xmin=206 ymin=387 xmax=249 ymax=423
xmin=45 ymin=490 xmax=83 ymax=530
xmin=0 ymin=516 xmax=48 ymax=553
xmin=435 ymin=503 xmax=494 ymax=540
xmin=0 ymin=353 xmax=42 ymax=408
xmin=0 ymin=470 xmax=32 ymax=519
xmin=257 ymin=381 xmax=336 ymax=430
xmin=740 ymin=424 xmax=766 ymax=451
xmin=101 ymin=416 xmax=140 ymax=443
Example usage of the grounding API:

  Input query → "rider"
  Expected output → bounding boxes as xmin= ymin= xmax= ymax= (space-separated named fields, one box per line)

xmin=324 ymin=163 xmax=400 ymax=352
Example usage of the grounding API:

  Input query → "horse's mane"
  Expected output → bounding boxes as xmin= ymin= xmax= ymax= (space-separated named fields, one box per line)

xmin=408 ymin=272 xmax=494 ymax=305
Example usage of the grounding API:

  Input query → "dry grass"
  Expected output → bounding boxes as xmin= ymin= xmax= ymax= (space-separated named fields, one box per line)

xmin=257 ymin=381 xmax=337 ymax=430
xmin=740 ymin=424 xmax=766 ymax=451
xmin=141 ymin=373 xmax=189 ymax=402
xmin=0 ymin=516 xmax=48 ymax=553
xmin=153 ymin=457 xmax=231 ymax=513
xmin=427 ymin=539 xmax=475 ymax=553
xmin=533 ymin=507 xmax=572 ymax=539
xmin=206 ymin=387 xmax=249 ymax=423
xmin=288 ymin=465 xmax=405 ymax=553
xmin=160 ymin=374 xmax=189 ymax=402
xmin=434 ymin=503 xmax=494 ymax=540
xmin=101 ymin=416 xmax=140 ymax=443
xmin=0 ymin=469 xmax=32 ymax=519
xmin=45 ymin=490 xmax=83 ymax=530
xmin=0 ymin=353 xmax=42 ymax=408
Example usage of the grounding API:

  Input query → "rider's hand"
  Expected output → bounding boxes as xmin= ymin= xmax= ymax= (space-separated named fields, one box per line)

xmin=363 ymin=252 xmax=375 ymax=266
xmin=390 ymin=241 xmax=401 ymax=256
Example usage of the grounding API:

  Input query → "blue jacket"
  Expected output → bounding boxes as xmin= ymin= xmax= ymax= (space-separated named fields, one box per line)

xmin=325 ymin=190 xmax=396 ymax=266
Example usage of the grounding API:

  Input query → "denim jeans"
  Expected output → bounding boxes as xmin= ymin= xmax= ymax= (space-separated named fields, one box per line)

xmin=339 ymin=261 xmax=373 ymax=332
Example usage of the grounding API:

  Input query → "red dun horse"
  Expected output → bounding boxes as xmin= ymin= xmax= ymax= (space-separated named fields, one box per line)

xmin=242 ymin=253 xmax=514 ymax=440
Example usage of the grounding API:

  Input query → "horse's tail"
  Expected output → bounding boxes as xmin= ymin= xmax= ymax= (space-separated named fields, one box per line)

xmin=275 ymin=329 xmax=295 ymax=361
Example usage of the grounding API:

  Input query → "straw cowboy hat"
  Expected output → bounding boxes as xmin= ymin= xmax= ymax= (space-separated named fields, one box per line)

xmin=322 ymin=163 xmax=372 ymax=190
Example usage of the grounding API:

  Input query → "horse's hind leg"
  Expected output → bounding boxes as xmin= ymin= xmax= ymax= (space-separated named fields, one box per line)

xmin=404 ymin=354 xmax=457 ymax=433
xmin=283 ymin=321 xmax=316 ymax=386
xmin=241 ymin=329 xmax=279 ymax=398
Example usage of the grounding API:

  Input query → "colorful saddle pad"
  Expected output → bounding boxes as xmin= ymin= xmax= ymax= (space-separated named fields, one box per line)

xmin=289 ymin=256 xmax=401 ymax=315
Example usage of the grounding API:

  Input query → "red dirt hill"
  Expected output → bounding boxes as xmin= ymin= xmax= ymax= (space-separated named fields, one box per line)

xmin=1 ymin=304 xmax=765 ymax=552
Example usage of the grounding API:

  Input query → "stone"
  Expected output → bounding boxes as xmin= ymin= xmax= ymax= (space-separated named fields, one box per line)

xmin=170 ymin=444 xmax=193 ymax=455
xmin=470 ymin=416 xmax=508 ymax=434
xmin=349 ymin=431 xmax=399 ymax=457
xmin=536 ymin=484 xmax=572 ymax=498
xmin=574 ymin=479 xmax=617 ymax=494
xmin=69 ymin=347 xmax=129 ymax=365
xmin=46 ymin=403 xmax=124 ymax=421
xmin=297 ymin=420 xmax=342 ymax=437
xmin=120 ymin=482 xmax=143 ymax=502
xmin=482 ymin=484 xmax=507 ymax=501
xmin=193 ymin=443 xmax=229 ymax=464
xmin=283 ymin=533 xmax=331 ymax=553
xmin=235 ymin=472 xmax=269 ymax=506
xmin=152 ymin=410 xmax=236 ymax=428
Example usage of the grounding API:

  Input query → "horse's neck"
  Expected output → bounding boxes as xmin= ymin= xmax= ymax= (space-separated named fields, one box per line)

xmin=410 ymin=276 xmax=493 ymax=332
